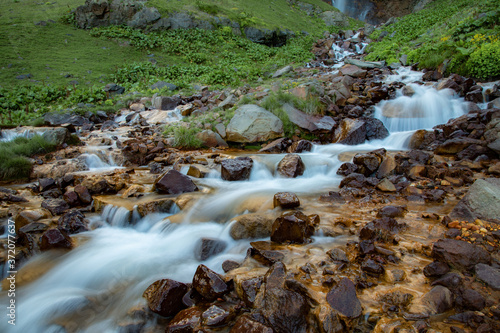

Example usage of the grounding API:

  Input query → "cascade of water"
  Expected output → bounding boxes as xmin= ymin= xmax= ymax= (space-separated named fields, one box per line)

xmin=0 ymin=128 xmax=39 ymax=142
xmin=333 ymin=0 xmax=346 ymax=13
xmin=374 ymin=84 xmax=467 ymax=132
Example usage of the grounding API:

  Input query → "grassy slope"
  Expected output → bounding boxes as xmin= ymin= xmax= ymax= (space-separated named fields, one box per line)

xmin=365 ymin=0 xmax=500 ymax=80
xmin=0 ymin=0 xmax=335 ymax=90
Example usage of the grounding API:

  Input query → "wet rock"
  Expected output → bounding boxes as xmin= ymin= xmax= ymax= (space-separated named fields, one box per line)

xmin=475 ymin=264 xmax=500 ymax=290
xmin=234 ymin=276 xmax=263 ymax=307
xmin=101 ymin=120 xmax=119 ymax=131
xmin=326 ymin=278 xmax=362 ymax=319
xmin=449 ymin=178 xmax=500 ymax=224
xmin=359 ymin=217 xmax=406 ymax=242
xmin=192 ymin=264 xmax=228 ymax=301
xmin=435 ymin=137 xmax=484 ymax=155
xmin=353 ymin=153 xmax=381 ymax=176
xmin=271 ymin=211 xmax=314 ymax=244
xmin=277 ymin=154 xmax=305 ymax=178
xmin=39 ymin=177 xmax=56 ymax=192
xmin=456 ymin=289 xmax=485 ymax=311
xmin=186 ymin=165 xmax=207 ymax=178
xmin=361 ymin=258 xmax=385 ymax=276
xmin=249 ymin=241 xmax=285 ymax=265
xmin=466 ymin=89 xmax=484 ymax=103
xmin=229 ymin=315 xmax=273 ymax=333
xmin=230 ymin=212 xmax=275 ymax=240
xmin=41 ymin=127 xmax=70 ymax=145
xmin=222 ymin=260 xmax=240 ymax=273
xmin=259 ymin=138 xmax=292 ymax=153
xmin=154 ymin=170 xmax=198 ymax=195
xmin=376 ymin=178 xmax=396 ymax=192
xmin=313 ymin=304 xmax=344 ymax=333
xmin=196 ymin=129 xmax=228 ymax=148
xmin=201 ymin=304 xmax=232 ymax=326
xmin=63 ymin=190 xmax=80 ymax=207
xmin=226 ymin=105 xmax=284 ymax=143
xmin=221 ymin=157 xmax=253 ymax=181
xmin=333 ymin=118 xmax=366 ymax=145
xmin=288 ymin=140 xmax=313 ymax=153
xmin=41 ymin=199 xmax=70 ymax=215
xmin=194 ymin=238 xmax=227 ymax=261
xmin=432 ymin=239 xmax=491 ymax=271
xmin=431 ymin=272 xmax=463 ymax=291
xmin=327 ymin=248 xmax=349 ymax=263
xmin=377 ymin=205 xmax=407 ymax=218
xmin=337 ymin=162 xmax=358 ymax=176
xmin=258 ymin=284 xmax=309 ymax=333
xmin=143 ymin=279 xmax=188 ymax=317
xmin=166 ymin=307 xmax=202 ymax=333
xmin=422 ymin=286 xmax=454 ymax=314
xmin=273 ymin=192 xmax=300 ymax=209
xmin=14 ymin=209 xmax=50 ymax=233
xmin=423 ymin=261 xmax=450 ymax=278
xmin=40 ymin=229 xmax=72 ymax=250
xmin=58 ymin=209 xmax=89 ymax=234
xmin=340 ymin=172 xmax=367 ymax=188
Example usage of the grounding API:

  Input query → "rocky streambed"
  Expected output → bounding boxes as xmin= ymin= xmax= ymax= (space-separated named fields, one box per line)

xmin=1 ymin=28 xmax=500 ymax=333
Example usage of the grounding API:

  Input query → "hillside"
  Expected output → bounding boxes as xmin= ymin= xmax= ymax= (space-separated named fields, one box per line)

xmin=365 ymin=0 xmax=500 ymax=80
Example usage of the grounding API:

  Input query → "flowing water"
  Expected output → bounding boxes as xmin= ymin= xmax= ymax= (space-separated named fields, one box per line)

xmin=1 ymin=69 xmax=473 ymax=332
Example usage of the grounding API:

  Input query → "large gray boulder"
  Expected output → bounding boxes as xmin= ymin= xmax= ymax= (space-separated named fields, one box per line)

xmin=283 ymin=103 xmax=335 ymax=132
xmin=75 ymin=0 xmax=142 ymax=29
xmin=127 ymin=7 xmax=161 ymax=28
xmin=226 ymin=105 xmax=284 ymax=143
xmin=41 ymin=127 xmax=70 ymax=146
xmin=449 ymin=178 xmax=500 ymax=224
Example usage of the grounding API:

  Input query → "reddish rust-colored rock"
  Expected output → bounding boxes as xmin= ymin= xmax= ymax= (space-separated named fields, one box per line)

xmin=40 ymin=229 xmax=72 ymax=250
xmin=74 ymin=184 xmax=92 ymax=204
xmin=166 ymin=306 xmax=203 ymax=333
xmin=154 ymin=169 xmax=198 ymax=194
xmin=326 ymin=278 xmax=362 ymax=319
xmin=143 ymin=279 xmax=188 ymax=317
xmin=58 ymin=209 xmax=89 ymax=234
xmin=277 ymin=154 xmax=305 ymax=178
xmin=192 ymin=264 xmax=228 ymax=301
xmin=41 ymin=199 xmax=70 ymax=216
xmin=230 ymin=315 xmax=273 ymax=333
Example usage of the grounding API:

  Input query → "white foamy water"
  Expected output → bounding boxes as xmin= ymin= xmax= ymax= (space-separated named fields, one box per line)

xmin=385 ymin=66 xmax=424 ymax=84
xmin=0 ymin=129 xmax=40 ymax=142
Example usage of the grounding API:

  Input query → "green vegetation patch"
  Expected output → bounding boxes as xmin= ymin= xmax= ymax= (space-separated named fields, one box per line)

xmin=365 ymin=0 xmax=500 ymax=80
xmin=0 ymin=135 xmax=55 ymax=180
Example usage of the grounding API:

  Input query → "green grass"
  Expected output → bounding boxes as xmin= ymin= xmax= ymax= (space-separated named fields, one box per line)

xmin=0 ymin=135 xmax=56 ymax=180
xmin=365 ymin=0 xmax=500 ymax=79
xmin=171 ymin=127 xmax=203 ymax=149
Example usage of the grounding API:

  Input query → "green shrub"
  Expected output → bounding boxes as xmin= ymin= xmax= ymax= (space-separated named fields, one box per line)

xmin=172 ymin=127 xmax=203 ymax=149
xmin=466 ymin=41 xmax=500 ymax=79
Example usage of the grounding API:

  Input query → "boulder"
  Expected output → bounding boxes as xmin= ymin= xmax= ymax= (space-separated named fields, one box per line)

xmin=243 ymin=27 xmax=289 ymax=47
xmin=226 ymin=105 xmax=284 ymax=143
xmin=273 ymin=192 xmax=300 ymax=209
xmin=340 ymin=64 xmax=367 ymax=78
xmin=41 ymin=127 xmax=70 ymax=146
xmin=230 ymin=212 xmax=276 ymax=240
xmin=152 ymin=96 xmax=181 ymax=110
xmin=196 ymin=130 xmax=228 ymax=148
xmin=277 ymin=154 xmax=305 ymax=178
xmin=359 ymin=217 xmax=406 ymax=242
xmin=221 ymin=157 xmax=253 ymax=181
xmin=423 ymin=261 xmax=450 ymax=277
xmin=449 ymin=178 xmax=500 ymax=224
xmin=259 ymin=138 xmax=292 ymax=153
xmin=192 ymin=264 xmax=228 ymax=301
xmin=272 ymin=65 xmax=293 ymax=78
xmin=58 ymin=209 xmax=89 ymax=234
xmin=169 ymin=12 xmax=194 ymax=29
xmin=422 ymin=286 xmax=454 ymax=314
xmin=154 ymin=170 xmax=198 ymax=194
xmin=435 ymin=137 xmax=484 ymax=155
xmin=41 ymin=199 xmax=70 ymax=215
xmin=326 ymin=278 xmax=362 ymax=319
xmin=249 ymin=241 xmax=285 ymax=265
xmin=74 ymin=185 xmax=92 ymax=204
xmin=234 ymin=276 xmax=263 ymax=307
xmin=166 ymin=307 xmax=202 ymax=333
xmin=475 ymin=264 xmax=500 ymax=290
xmin=288 ymin=140 xmax=313 ymax=153
xmin=353 ymin=152 xmax=381 ymax=176
xmin=283 ymin=103 xmax=336 ymax=132
xmin=376 ymin=178 xmax=396 ymax=192
xmin=201 ymin=304 xmax=233 ymax=327
xmin=376 ymin=205 xmax=406 ymax=218
xmin=432 ymin=239 xmax=491 ymax=271
xmin=218 ymin=94 xmax=238 ymax=109
xmin=39 ymin=178 xmax=56 ymax=192
xmin=40 ymin=229 xmax=72 ymax=250
xmin=271 ymin=211 xmax=314 ymax=244
xmin=333 ymin=118 xmax=366 ymax=145
xmin=143 ymin=279 xmax=188 ymax=317
xmin=127 ymin=7 xmax=160 ymax=28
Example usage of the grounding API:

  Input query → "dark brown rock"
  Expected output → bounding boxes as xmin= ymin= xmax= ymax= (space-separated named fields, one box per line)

xmin=432 ymin=239 xmax=491 ymax=271
xmin=229 ymin=315 xmax=273 ymax=333
xmin=154 ymin=170 xmax=198 ymax=194
xmin=337 ymin=162 xmax=358 ymax=176
xmin=327 ymin=248 xmax=349 ymax=263
xmin=475 ymin=264 xmax=500 ymax=290
xmin=361 ymin=258 xmax=385 ymax=276
xmin=41 ymin=199 xmax=70 ymax=215
xmin=201 ymin=305 xmax=232 ymax=326
xmin=271 ymin=211 xmax=314 ymax=244
xmin=259 ymin=138 xmax=292 ymax=153
xmin=39 ymin=177 xmax=56 ymax=192
xmin=222 ymin=260 xmax=240 ymax=273
xmin=221 ymin=157 xmax=253 ymax=181
xmin=334 ymin=118 xmax=366 ymax=145
xmin=288 ymin=140 xmax=313 ymax=153
xmin=376 ymin=205 xmax=407 ymax=218
xmin=194 ymin=238 xmax=227 ymax=261
xmin=235 ymin=276 xmax=263 ymax=307
xmin=277 ymin=154 xmax=305 ymax=178
xmin=353 ymin=152 xmax=381 ymax=176
xmin=192 ymin=264 xmax=228 ymax=301
xmin=40 ymin=229 xmax=72 ymax=250
xmin=273 ymin=192 xmax=300 ymax=209
xmin=283 ymin=103 xmax=336 ymax=132
xmin=359 ymin=217 xmax=406 ymax=242
xmin=143 ymin=279 xmax=188 ymax=317
xmin=74 ymin=184 xmax=92 ymax=204
xmin=423 ymin=261 xmax=450 ymax=278
xmin=249 ymin=241 xmax=285 ymax=265
xmin=58 ymin=209 xmax=89 ymax=234
xmin=456 ymin=289 xmax=485 ymax=311
xmin=422 ymin=286 xmax=453 ymax=314
xmin=326 ymin=278 xmax=362 ymax=319
xmin=63 ymin=190 xmax=80 ymax=207
xmin=166 ymin=307 xmax=202 ymax=333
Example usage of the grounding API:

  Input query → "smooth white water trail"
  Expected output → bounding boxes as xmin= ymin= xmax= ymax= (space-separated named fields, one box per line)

xmin=0 ymin=128 xmax=40 ymax=142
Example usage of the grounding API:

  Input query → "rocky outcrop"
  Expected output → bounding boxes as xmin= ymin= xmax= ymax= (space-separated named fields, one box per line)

xmin=226 ymin=105 xmax=284 ymax=143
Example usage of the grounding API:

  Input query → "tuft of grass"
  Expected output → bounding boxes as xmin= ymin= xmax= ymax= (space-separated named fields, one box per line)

xmin=172 ymin=127 xmax=203 ymax=149
xmin=0 ymin=135 xmax=56 ymax=180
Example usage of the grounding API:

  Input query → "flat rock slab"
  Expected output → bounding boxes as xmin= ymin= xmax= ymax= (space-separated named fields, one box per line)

xmin=449 ymin=178 xmax=500 ymax=224
xmin=432 ymin=239 xmax=491 ymax=271
xmin=475 ymin=264 xmax=500 ymax=290
xmin=326 ymin=278 xmax=362 ymax=318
